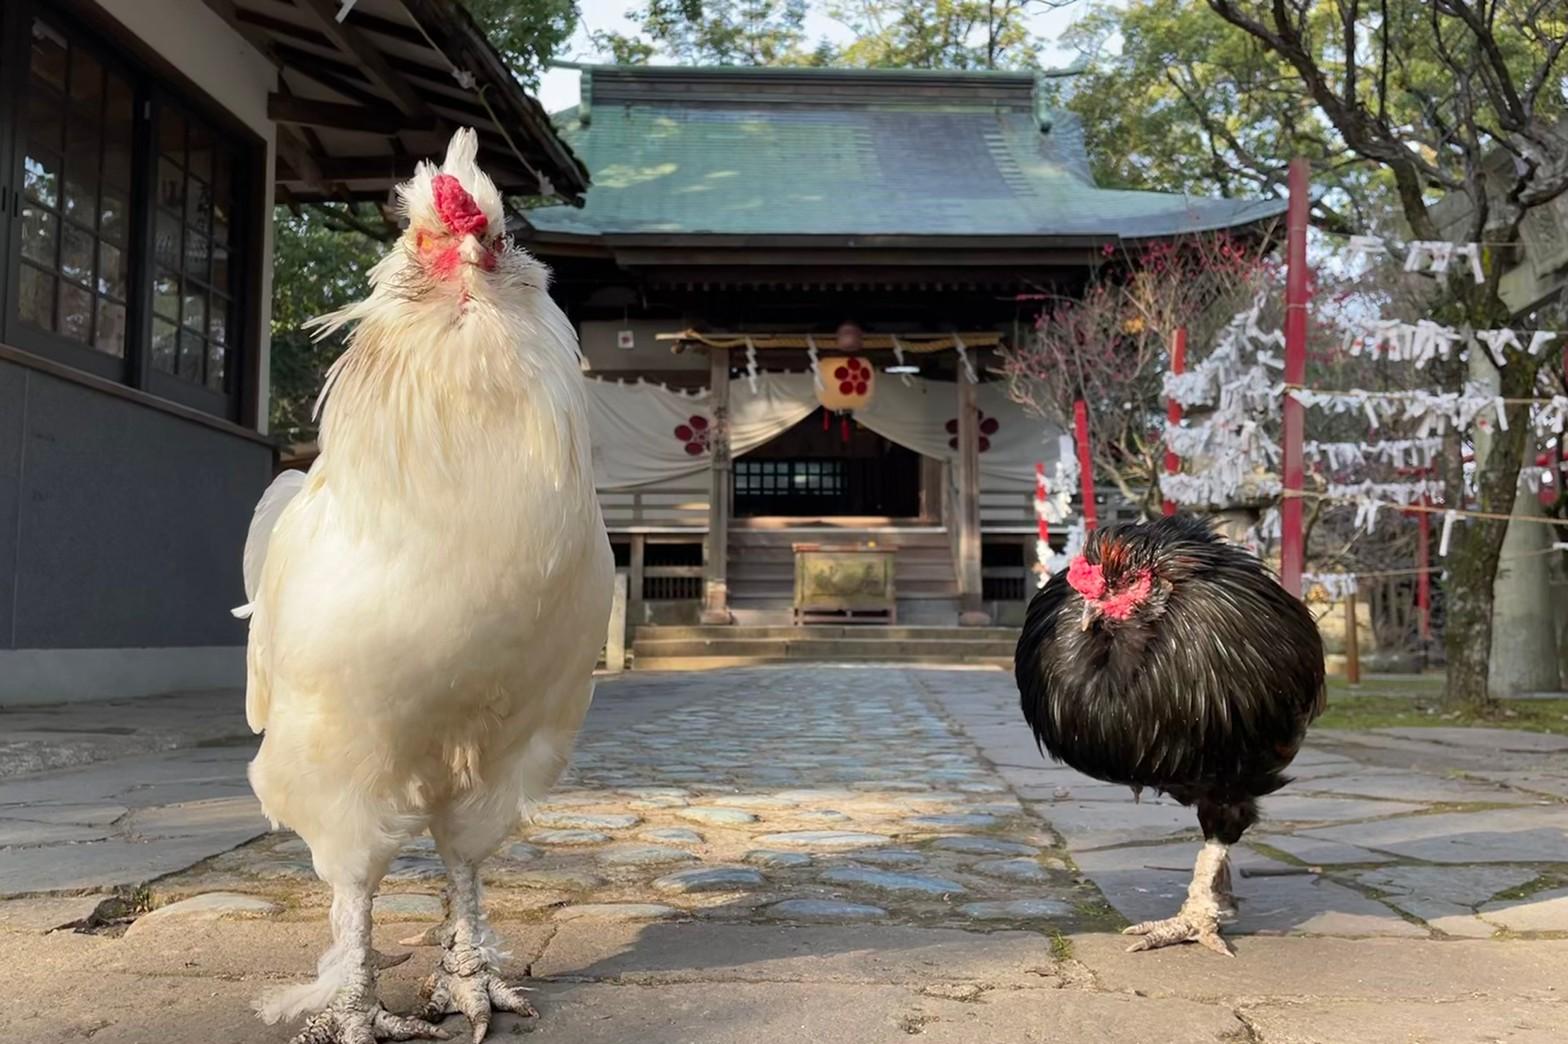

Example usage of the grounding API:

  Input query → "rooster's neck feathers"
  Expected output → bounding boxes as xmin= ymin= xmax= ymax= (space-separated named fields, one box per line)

xmin=300 ymin=128 xmax=591 ymax=525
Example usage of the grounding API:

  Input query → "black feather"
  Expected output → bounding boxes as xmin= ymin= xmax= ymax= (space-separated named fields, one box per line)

xmin=1015 ymin=514 xmax=1325 ymax=844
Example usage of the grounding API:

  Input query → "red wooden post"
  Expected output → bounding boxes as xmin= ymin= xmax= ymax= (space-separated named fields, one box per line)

xmin=1416 ymin=498 xmax=1431 ymax=641
xmin=1280 ymin=157 xmax=1311 ymax=598
xmin=1074 ymin=398 xmax=1098 ymax=531
xmin=1163 ymin=326 xmax=1188 ymax=516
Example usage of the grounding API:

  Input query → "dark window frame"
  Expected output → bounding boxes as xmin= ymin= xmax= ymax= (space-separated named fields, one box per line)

xmin=0 ymin=0 xmax=264 ymax=424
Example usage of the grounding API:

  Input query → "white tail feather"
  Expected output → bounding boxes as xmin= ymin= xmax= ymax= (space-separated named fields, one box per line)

xmin=254 ymin=936 xmax=355 ymax=1024
xmin=241 ymin=469 xmax=308 ymax=604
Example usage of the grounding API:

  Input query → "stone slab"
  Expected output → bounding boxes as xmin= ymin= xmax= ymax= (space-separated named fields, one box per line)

xmin=1240 ymin=998 xmax=1566 ymax=1044
xmin=0 ymin=893 xmax=111 ymax=933
xmin=1072 ymin=842 xmax=1423 ymax=938
xmin=959 ymin=899 xmax=1074 ymax=921
xmin=1251 ymin=834 xmax=1395 ymax=866
xmin=533 ymin=811 xmax=641 ymax=830
xmin=1373 ymin=727 xmax=1568 ymax=752
xmin=1295 ymin=771 xmax=1539 ymax=806
xmin=1353 ymin=865 xmax=1538 ymax=907
xmin=1479 ymin=887 xmax=1568 ymax=933
xmin=764 ymin=899 xmax=887 ymax=923
xmin=969 ymin=858 xmax=1052 ymax=883
xmin=597 ymin=844 xmax=699 ymax=867
xmin=1072 ymin=934 xmax=1568 ymax=1002
xmin=927 ymin=836 xmax=1038 ymax=857
xmin=534 ymin=923 xmax=1063 ymax=986
xmin=755 ymin=831 xmax=891 ymax=849
xmin=1300 ymin=806 xmax=1568 ymax=863
xmin=819 ymin=867 xmax=967 ymax=897
xmin=553 ymin=903 xmax=681 ymax=922
xmin=1257 ymin=795 xmax=1427 ymax=824
xmin=677 ymin=807 xmax=759 ymax=826
xmin=441 ymin=981 xmax=1247 ymax=1044
xmin=0 ymin=830 xmax=267 ymax=897
xmin=125 ymin=893 xmax=279 ymax=936
xmin=0 ymin=818 xmax=110 ymax=844
xmin=1030 ymin=800 xmax=1198 ymax=851
xmin=652 ymin=867 xmax=766 ymax=894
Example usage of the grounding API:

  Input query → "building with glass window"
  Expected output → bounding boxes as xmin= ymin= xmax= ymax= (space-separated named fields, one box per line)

xmin=0 ymin=0 xmax=585 ymax=703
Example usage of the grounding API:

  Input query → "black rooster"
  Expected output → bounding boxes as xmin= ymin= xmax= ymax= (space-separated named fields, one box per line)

xmin=1015 ymin=514 xmax=1325 ymax=955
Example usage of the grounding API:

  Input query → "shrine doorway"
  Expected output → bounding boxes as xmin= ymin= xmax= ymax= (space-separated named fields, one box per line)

xmin=734 ymin=408 xmax=923 ymax=519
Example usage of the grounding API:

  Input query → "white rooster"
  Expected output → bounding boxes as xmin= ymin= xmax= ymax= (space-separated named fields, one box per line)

xmin=236 ymin=129 xmax=612 ymax=1044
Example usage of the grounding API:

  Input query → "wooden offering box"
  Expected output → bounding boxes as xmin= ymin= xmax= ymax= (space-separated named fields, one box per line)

xmin=792 ymin=543 xmax=896 ymax=624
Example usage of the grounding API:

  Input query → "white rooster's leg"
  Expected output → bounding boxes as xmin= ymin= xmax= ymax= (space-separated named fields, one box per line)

xmin=1121 ymin=840 xmax=1234 ymax=956
xmin=288 ymin=884 xmax=449 ymax=1044
xmin=417 ymin=859 xmax=536 ymax=1043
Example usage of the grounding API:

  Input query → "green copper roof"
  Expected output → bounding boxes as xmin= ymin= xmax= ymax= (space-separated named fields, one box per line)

xmin=524 ymin=66 xmax=1286 ymax=240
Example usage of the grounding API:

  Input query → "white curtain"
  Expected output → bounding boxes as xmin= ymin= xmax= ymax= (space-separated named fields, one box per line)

xmin=585 ymin=372 xmax=1061 ymax=491
xmin=856 ymin=378 xmax=1064 ymax=484
xmin=586 ymin=374 xmax=816 ymax=490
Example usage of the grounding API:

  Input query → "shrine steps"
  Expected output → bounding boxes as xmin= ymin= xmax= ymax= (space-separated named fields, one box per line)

xmin=629 ymin=625 xmax=1019 ymax=671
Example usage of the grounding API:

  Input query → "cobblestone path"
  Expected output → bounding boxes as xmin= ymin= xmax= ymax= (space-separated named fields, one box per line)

xmin=7 ymin=666 xmax=1568 ymax=1043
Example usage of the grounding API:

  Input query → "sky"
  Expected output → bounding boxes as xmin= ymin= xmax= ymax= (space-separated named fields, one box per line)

xmin=535 ymin=0 xmax=1104 ymax=113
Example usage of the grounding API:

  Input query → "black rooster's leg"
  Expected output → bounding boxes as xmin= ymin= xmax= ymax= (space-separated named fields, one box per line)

xmin=1212 ymin=848 xmax=1238 ymax=918
xmin=417 ymin=860 xmax=536 ymax=1043
xmin=1122 ymin=840 xmax=1234 ymax=956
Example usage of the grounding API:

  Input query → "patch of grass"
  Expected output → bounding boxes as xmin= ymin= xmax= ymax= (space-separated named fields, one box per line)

xmin=1314 ymin=678 xmax=1568 ymax=736
xmin=1048 ymin=929 xmax=1074 ymax=962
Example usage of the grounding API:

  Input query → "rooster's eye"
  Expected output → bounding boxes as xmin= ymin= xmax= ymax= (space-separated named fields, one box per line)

xmin=415 ymin=229 xmax=443 ymax=255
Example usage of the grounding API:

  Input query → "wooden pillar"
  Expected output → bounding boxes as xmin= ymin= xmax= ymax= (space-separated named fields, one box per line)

xmin=629 ymin=535 xmax=646 ymax=632
xmin=956 ymin=375 xmax=990 ymax=626
xmin=701 ymin=350 xmax=732 ymax=624
xmin=606 ymin=572 xmax=628 ymax=673
xmin=920 ymin=454 xmax=944 ymax=522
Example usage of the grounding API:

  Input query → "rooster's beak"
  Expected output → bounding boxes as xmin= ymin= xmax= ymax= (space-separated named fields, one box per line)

xmin=1079 ymin=602 xmax=1094 ymax=631
xmin=458 ymin=234 xmax=486 ymax=266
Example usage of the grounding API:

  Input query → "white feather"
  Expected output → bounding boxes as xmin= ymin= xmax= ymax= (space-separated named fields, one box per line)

xmin=233 ymin=468 xmax=308 ymax=618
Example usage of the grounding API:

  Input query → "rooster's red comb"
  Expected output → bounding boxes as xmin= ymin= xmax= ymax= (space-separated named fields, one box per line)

xmin=1066 ymin=555 xmax=1105 ymax=600
xmin=431 ymin=174 xmax=488 ymax=237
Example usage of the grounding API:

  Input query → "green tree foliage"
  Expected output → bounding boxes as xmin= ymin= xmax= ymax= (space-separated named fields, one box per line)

xmin=1195 ymin=0 xmax=1566 ymax=712
xmin=829 ymin=0 xmax=1045 ymax=69
xmin=1053 ymin=0 xmax=1398 ymax=232
xmin=595 ymin=0 xmax=1056 ymax=69
xmin=464 ymin=0 xmax=577 ymax=86
xmin=592 ymin=0 xmax=819 ymax=65
xmin=269 ymin=209 xmax=382 ymax=445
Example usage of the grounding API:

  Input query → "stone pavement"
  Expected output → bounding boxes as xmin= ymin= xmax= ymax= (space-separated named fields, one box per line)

xmin=5 ymin=666 xmax=1568 ymax=1043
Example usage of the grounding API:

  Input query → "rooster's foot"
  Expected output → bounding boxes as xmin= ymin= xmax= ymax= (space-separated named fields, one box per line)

xmin=1122 ymin=907 xmax=1233 ymax=956
xmin=289 ymin=1000 xmax=450 ymax=1044
xmin=418 ymin=946 xmax=536 ymax=1044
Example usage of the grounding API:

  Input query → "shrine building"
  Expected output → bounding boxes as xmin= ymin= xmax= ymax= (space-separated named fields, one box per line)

xmin=519 ymin=65 xmax=1285 ymax=656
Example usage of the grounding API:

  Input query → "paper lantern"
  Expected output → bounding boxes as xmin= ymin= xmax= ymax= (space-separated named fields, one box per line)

xmin=817 ymin=355 xmax=874 ymax=411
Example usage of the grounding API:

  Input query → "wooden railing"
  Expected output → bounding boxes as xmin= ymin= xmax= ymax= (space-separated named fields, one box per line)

xmin=600 ymin=483 xmax=709 ymax=530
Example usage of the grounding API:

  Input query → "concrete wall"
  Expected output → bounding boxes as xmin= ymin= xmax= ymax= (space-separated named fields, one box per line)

xmin=94 ymin=0 xmax=278 ymax=433
xmin=0 ymin=363 xmax=273 ymax=704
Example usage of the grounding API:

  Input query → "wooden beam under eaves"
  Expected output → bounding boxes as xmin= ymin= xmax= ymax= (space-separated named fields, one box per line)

xmin=268 ymin=93 xmax=426 ymax=134
xmin=273 ymin=123 xmax=328 ymax=190
xmin=292 ymin=0 xmax=434 ymax=120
